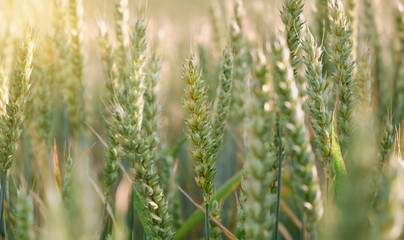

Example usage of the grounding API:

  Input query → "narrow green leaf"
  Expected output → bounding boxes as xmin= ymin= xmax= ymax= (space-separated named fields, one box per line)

xmin=132 ymin=187 xmax=158 ymax=239
xmin=169 ymin=136 xmax=186 ymax=158
xmin=332 ymin=111 xmax=348 ymax=203
xmin=173 ymin=171 xmax=243 ymax=239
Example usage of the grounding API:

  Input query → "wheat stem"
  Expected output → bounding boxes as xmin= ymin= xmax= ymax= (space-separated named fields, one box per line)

xmin=274 ymin=125 xmax=284 ymax=240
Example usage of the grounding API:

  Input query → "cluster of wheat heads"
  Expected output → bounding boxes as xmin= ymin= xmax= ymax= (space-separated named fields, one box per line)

xmin=0 ymin=0 xmax=403 ymax=239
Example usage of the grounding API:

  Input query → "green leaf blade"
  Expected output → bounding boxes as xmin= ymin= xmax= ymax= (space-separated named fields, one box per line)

xmin=332 ymin=111 xmax=348 ymax=204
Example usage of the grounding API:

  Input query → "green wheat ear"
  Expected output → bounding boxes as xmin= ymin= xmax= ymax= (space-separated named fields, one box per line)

xmin=372 ymin=147 xmax=404 ymax=239
xmin=0 ymin=70 xmax=8 ymax=117
xmin=183 ymin=55 xmax=215 ymax=200
xmin=272 ymin=35 xmax=323 ymax=236
xmin=230 ymin=0 xmax=249 ymax=129
xmin=379 ymin=115 xmax=394 ymax=167
xmin=62 ymin=155 xmax=74 ymax=200
xmin=108 ymin=18 xmax=173 ymax=239
xmin=102 ymin=115 xmax=121 ymax=200
xmin=236 ymin=185 xmax=246 ymax=239
xmin=53 ymin=0 xmax=70 ymax=101
xmin=314 ymin=0 xmax=329 ymax=44
xmin=143 ymin=54 xmax=162 ymax=158
xmin=208 ymin=46 xmax=233 ymax=240
xmin=123 ymin=19 xmax=147 ymax=130
xmin=66 ymin=0 xmax=84 ymax=138
xmin=209 ymin=199 xmax=222 ymax=240
xmin=0 ymin=28 xmax=34 ymax=170
xmin=281 ymin=0 xmax=305 ymax=94
xmin=98 ymin=21 xmax=118 ymax=102
xmin=302 ymin=28 xmax=332 ymax=169
xmin=346 ymin=0 xmax=355 ymax=25
xmin=209 ymin=0 xmax=225 ymax=54
xmin=355 ymin=48 xmax=372 ymax=109
xmin=243 ymin=50 xmax=277 ymax=240
xmin=394 ymin=3 xmax=404 ymax=126
xmin=31 ymin=36 xmax=54 ymax=147
xmin=328 ymin=0 xmax=355 ymax=151
xmin=114 ymin=0 xmax=130 ymax=84
xmin=211 ymin=46 xmax=234 ymax=161
xmin=98 ymin=21 xmax=121 ymax=220
xmin=14 ymin=189 xmax=35 ymax=240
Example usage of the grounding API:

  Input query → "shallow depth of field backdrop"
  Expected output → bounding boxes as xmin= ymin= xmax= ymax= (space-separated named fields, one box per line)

xmin=0 ymin=0 xmax=403 ymax=239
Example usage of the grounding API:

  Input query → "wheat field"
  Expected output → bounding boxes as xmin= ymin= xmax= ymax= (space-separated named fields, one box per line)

xmin=0 ymin=0 xmax=402 ymax=239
